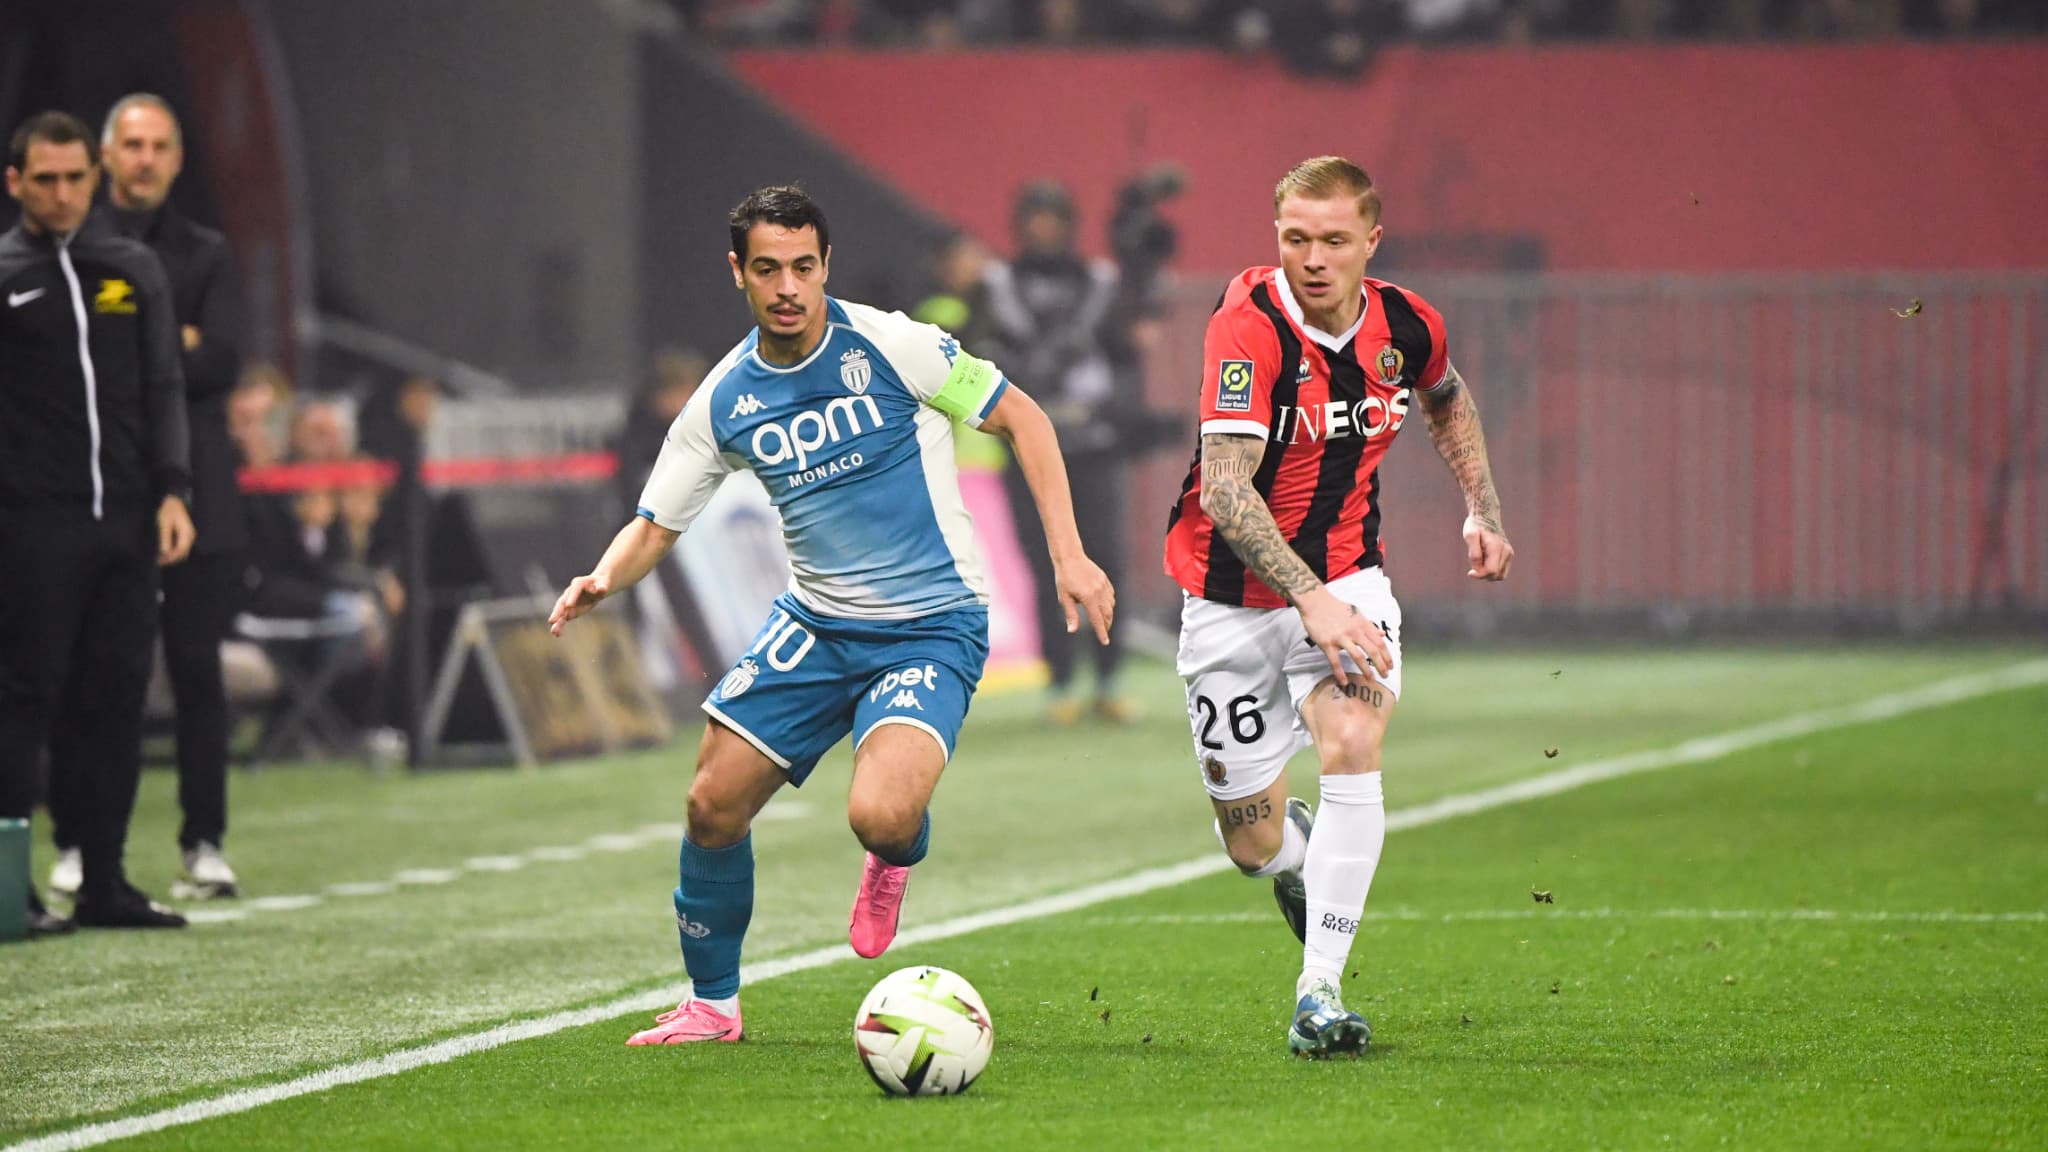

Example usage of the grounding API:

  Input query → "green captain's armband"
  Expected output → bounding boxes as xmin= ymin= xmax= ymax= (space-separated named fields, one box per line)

xmin=928 ymin=352 xmax=1003 ymax=424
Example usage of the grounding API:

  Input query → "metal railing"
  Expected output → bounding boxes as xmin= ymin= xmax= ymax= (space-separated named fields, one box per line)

xmin=427 ymin=395 xmax=626 ymax=461
xmin=1136 ymin=271 xmax=2048 ymax=631
xmin=391 ymin=272 xmax=2048 ymax=635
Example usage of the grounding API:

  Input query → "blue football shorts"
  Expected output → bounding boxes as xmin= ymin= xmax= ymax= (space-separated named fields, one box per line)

xmin=701 ymin=593 xmax=990 ymax=784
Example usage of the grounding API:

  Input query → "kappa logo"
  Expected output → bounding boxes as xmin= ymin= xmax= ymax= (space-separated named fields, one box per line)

xmin=730 ymin=393 xmax=765 ymax=418
xmin=1216 ymin=359 xmax=1255 ymax=412
xmin=718 ymin=657 xmax=761 ymax=699
xmin=840 ymin=347 xmax=872 ymax=394
xmin=94 ymin=279 xmax=136 ymax=315
xmin=676 ymin=912 xmax=711 ymax=939
xmin=889 ymin=689 xmax=924 ymax=710
xmin=938 ymin=333 xmax=960 ymax=365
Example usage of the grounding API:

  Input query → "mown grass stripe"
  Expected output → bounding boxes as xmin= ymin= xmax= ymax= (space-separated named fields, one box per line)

xmin=10 ymin=660 xmax=2043 ymax=1152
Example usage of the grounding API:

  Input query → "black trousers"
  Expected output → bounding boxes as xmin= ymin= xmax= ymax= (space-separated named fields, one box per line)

xmin=1003 ymin=451 xmax=1129 ymax=693
xmin=50 ymin=550 xmax=239 ymax=852
xmin=0 ymin=504 xmax=158 ymax=898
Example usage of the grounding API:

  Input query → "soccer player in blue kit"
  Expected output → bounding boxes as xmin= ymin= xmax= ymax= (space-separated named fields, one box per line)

xmin=550 ymin=186 xmax=1115 ymax=1045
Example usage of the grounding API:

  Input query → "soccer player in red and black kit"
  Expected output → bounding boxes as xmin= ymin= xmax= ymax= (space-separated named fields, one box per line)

xmin=1164 ymin=156 xmax=1513 ymax=1057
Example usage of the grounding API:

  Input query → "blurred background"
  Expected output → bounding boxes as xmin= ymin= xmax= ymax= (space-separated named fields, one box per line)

xmin=6 ymin=0 xmax=2042 ymax=769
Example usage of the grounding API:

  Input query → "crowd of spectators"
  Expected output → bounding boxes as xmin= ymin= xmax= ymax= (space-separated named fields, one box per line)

xmin=232 ymin=362 xmax=471 ymax=754
xmin=668 ymin=0 xmax=2045 ymax=55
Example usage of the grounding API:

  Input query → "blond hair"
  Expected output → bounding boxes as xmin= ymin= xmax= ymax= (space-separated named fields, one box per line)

xmin=1273 ymin=156 xmax=1380 ymax=224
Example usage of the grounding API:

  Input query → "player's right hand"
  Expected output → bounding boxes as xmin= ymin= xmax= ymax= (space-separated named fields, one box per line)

xmin=1054 ymin=553 xmax=1115 ymax=646
xmin=549 ymin=574 xmax=610 ymax=636
xmin=1296 ymin=586 xmax=1392 ymax=688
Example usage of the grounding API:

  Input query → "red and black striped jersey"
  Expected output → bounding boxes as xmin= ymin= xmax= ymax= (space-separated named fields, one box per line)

xmin=1164 ymin=266 xmax=1450 ymax=609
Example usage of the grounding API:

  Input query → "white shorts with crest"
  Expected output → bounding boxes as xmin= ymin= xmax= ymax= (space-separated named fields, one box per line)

xmin=1175 ymin=566 xmax=1403 ymax=802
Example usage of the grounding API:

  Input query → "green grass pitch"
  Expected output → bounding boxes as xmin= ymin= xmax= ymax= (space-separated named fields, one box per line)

xmin=2 ymin=648 xmax=2043 ymax=1150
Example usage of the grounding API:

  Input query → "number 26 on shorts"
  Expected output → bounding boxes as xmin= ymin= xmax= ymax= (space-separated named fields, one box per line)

xmin=1194 ymin=693 xmax=1266 ymax=750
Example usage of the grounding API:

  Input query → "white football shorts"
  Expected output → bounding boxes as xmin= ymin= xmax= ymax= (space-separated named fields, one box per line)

xmin=1175 ymin=566 xmax=1403 ymax=802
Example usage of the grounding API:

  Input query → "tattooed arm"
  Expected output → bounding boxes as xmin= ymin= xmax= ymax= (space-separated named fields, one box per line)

xmin=1199 ymin=433 xmax=1390 ymax=682
xmin=1415 ymin=360 xmax=1514 ymax=580
xmin=1198 ymin=434 xmax=1321 ymax=604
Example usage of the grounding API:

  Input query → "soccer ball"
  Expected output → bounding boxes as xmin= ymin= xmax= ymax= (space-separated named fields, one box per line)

xmin=853 ymin=965 xmax=993 ymax=1096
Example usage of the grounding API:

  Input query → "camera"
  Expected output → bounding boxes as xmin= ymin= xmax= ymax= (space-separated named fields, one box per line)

xmin=1109 ymin=164 xmax=1186 ymax=285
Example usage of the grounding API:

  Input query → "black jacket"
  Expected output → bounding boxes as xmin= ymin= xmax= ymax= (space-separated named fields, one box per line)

xmin=103 ymin=203 xmax=243 ymax=553
xmin=243 ymin=494 xmax=339 ymax=619
xmin=0 ymin=219 xmax=190 ymax=515
xmin=984 ymin=252 xmax=1121 ymax=455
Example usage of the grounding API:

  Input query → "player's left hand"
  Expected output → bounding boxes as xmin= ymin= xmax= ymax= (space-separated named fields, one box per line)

xmin=157 ymin=495 xmax=195 ymax=566
xmin=1054 ymin=553 xmax=1115 ymax=645
xmin=1464 ymin=515 xmax=1513 ymax=581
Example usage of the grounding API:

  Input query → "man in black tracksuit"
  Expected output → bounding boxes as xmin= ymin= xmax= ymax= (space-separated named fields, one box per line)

xmin=984 ymin=182 xmax=1134 ymax=723
xmin=0 ymin=112 xmax=193 ymax=932
xmin=47 ymin=95 xmax=244 ymax=901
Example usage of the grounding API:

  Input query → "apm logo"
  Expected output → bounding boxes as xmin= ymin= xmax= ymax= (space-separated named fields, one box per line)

xmin=752 ymin=394 xmax=884 ymax=470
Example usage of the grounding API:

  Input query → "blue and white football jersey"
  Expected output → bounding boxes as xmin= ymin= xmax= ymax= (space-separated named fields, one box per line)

xmin=637 ymin=298 xmax=1010 ymax=621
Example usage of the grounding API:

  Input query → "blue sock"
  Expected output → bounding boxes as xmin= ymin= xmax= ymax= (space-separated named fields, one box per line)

xmin=876 ymin=810 xmax=930 ymax=869
xmin=674 ymin=834 xmax=754 ymax=1001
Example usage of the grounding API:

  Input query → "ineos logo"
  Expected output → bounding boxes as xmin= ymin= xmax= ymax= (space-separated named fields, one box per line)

xmin=1273 ymin=389 xmax=1411 ymax=444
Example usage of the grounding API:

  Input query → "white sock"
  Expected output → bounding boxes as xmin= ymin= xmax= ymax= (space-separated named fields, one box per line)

xmin=694 ymin=994 xmax=739 ymax=1016
xmin=1301 ymin=772 xmax=1385 ymax=988
xmin=1251 ymin=808 xmax=1307 ymax=878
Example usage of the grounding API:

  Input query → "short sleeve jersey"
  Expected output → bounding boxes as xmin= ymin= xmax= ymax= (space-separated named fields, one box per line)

xmin=639 ymin=298 xmax=1010 ymax=620
xmin=1164 ymin=267 xmax=1450 ymax=609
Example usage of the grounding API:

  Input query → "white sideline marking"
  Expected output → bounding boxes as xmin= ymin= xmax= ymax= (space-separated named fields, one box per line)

xmin=11 ymin=661 xmax=2044 ymax=1152
xmin=5 ymin=857 xmax=1230 ymax=1152
xmin=1381 ymin=659 xmax=2048 ymax=834
xmin=325 ymin=882 xmax=395 ymax=898
xmin=243 ymin=895 xmax=322 ymax=913
xmin=1091 ymin=908 xmax=2048 ymax=926
xmin=168 ymin=809 xmax=816 ymax=929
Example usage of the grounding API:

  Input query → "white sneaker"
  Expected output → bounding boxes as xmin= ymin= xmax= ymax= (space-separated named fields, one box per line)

xmin=48 ymin=847 xmax=82 ymax=899
xmin=173 ymin=842 xmax=240 ymax=900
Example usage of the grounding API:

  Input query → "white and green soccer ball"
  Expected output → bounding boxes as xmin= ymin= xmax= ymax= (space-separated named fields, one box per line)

xmin=853 ymin=965 xmax=993 ymax=1096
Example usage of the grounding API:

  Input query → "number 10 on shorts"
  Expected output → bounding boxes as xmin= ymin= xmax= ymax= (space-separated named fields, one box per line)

xmin=750 ymin=607 xmax=816 ymax=671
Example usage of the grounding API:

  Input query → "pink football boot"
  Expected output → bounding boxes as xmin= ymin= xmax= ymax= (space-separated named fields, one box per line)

xmin=848 ymin=852 xmax=910 ymax=959
xmin=626 ymin=1000 xmax=744 ymax=1046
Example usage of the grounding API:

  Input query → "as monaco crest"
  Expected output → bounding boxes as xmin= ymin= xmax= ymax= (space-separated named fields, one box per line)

xmin=840 ymin=348 xmax=872 ymax=394
xmin=719 ymin=658 xmax=760 ymax=700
